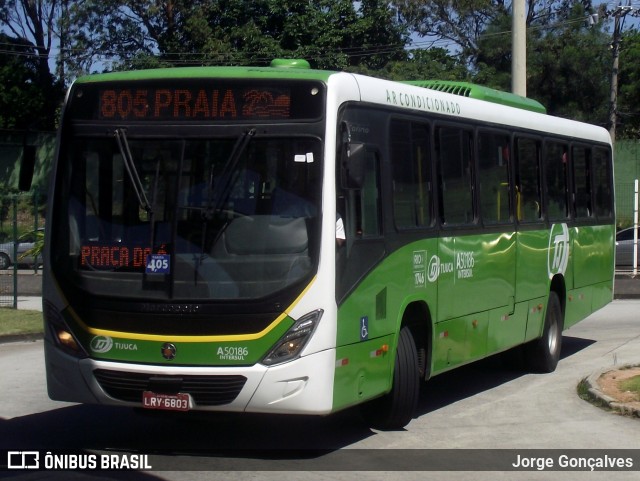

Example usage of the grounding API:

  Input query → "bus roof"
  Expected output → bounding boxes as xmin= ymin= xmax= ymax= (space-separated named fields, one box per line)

xmin=73 ymin=63 xmax=336 ymax=84
xmin=70 ymin=60 xmax=610 ymax=145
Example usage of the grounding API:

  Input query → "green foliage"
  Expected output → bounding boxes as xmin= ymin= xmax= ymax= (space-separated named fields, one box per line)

xmin=352 ymin=48 xmax=470 ymax=81
xmin=67 ymin=0 xmax=408 ymax=71
xmin=18 ymin=228 xmax=44 ymax=261
xmin=618 ymin=29 xmax=640 ymax=138
xmin=526 ymin=5 xmax=610 ymax=125
xmin=0 ymin=34 xmax=50 ymax=129
xmin=471 ymin=2 xmax=610 ymax=126
xmin=0 ymin=1 xmax=65 ymax=128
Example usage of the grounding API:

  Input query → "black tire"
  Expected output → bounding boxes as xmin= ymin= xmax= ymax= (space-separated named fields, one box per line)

xmin=0 ymin=253 xmax=10 ymax=270
xmin=360 ymin=326 xmax=420 ymax=430
xmin=525 ymin=292 xmax=563 ymax=373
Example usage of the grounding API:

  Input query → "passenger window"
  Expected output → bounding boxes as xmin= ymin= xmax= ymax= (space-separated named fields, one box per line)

xmin=356 ymin=150 xmax=382 ymax=237
xmin=593 ymin=147 xmax=613 ymax=219
xmin=544 ymin=142 xmax=569 ymax=221
xmin=572 ymin=145 xmax=592 ymax=219
xmin=478 ymin=131 xmax=511 ymax=224
xmin=516 ymin=137 xmax=542 ymax=222
xmin=437 ymin=127 xmax=474 ymax=225
xmin=391 ymin=120 xmax=432 ymax=229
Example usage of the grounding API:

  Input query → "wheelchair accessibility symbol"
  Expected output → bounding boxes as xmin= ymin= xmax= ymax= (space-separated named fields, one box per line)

xmin=360 ymin=316 xmax=369 ymax=341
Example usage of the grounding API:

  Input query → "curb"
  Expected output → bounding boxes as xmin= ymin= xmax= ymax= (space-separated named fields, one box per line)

xmin=583 ymin=365 xmax=640 ymax=418
xmin=0 ymin=332 xmax=43 ymax=344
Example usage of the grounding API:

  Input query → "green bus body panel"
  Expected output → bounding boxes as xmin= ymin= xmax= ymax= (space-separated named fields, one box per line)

xmin=523 ymin=297 xmax=547 ymax=343
xmin=571 ymin=225 xmax=616 ymax=289
xmin=333 ymin=238 xmax=438 ymax=411
xmin=436 ymin=232 xmax=516 ymax=321
xmin=433 ymin=311 xmax=489 ymax=372
xmin=515 ymin=229 xmax=551 ymax=302
xmin=333 ymin=334 xmax=394 ymax=410
xmin=66 ymin=311 xmax=293 ymax=366
xmin=333 ymin=224 xmax=614 ymax=410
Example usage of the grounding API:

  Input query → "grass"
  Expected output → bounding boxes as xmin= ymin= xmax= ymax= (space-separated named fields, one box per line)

xmin=0 ymin=308 xmax=43 ymax=337
xmin=619 ymin=376 xmax=640 ymax=401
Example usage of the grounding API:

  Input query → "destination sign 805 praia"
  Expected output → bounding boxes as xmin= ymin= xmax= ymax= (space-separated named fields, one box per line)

xmin=99 ymin=87 xmax=292 ymax=120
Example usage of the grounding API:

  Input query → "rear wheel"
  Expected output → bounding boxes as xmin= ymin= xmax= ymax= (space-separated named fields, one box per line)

xmin=525 ymin=292 xmax=563 ymax=373
xmin=360 ymin=326 xmax=420 ymax=430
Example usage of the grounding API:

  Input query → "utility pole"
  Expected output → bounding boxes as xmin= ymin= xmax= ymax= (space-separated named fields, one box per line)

xmin=511 ymin=0 xmax=527 ymax=96
xmin=606 ymin=3 xmax=638 ymax=143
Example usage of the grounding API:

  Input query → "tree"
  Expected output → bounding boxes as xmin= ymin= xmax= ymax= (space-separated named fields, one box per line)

xmin=353 ymin=47 xmax=470 ymax=81
xmin=0 ymin=34 xmax=49 ymax=129
xmin=526 ymin=7 xmax=609 ymax=125
xmin=0 ymin=0 xmax=64 ymax=128
xmin=67 ymin=0 xmax=408 ymax=72
xmin=396 ymin=0 xmax=598 ymax=66
xmin=470 ymin=2 xmax=610 ymax=125
xmin=618 ymin=28 xmax=640 ymax=138
xmin=408 ymin=1 xmax=610 ymax=125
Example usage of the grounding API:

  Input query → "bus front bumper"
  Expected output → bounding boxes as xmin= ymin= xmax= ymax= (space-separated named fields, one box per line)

xmin=44 ymin=338 xmax=336 ymax=415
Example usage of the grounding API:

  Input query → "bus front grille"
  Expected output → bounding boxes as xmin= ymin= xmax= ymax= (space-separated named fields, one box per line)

xmin=93 ymin=369 xmax=247 ymax=406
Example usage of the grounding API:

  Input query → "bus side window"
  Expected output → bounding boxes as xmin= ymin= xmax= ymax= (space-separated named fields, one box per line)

xmin=515 ymin=137 xmax=542 ymax=222
xmin=390 ymin=119 xmax=431 ymax=229
xmin=592 ymin=147 xmax=613 ymax=219
xmin=437 ymin=126 xmax=474 ymax=226
xmin=477 ymin=130 xmax=511 ymax=224
xmin=543 ymin=141 xmax=569 ymax=221
xmin=357 ymin=150 xmax=382 ymax=237
xmin=572 ymin=145 xmax=592 ymax=219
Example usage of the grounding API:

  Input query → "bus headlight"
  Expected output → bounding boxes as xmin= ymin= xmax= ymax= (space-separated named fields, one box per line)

xmin=261 ymin=310 xmax=323 ymax=366
xmin=44 ymin=300 xmax=87 ymax=358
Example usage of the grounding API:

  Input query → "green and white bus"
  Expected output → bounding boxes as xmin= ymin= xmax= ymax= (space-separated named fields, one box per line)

xmin=38 ymin=59 xmax=614 ymax=429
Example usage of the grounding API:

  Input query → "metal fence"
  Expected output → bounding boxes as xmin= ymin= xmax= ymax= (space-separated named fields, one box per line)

xmin=0 ymin=192 xmax=45 ymax=308
xmin=616 ymin=182 xmax=639 ymax=228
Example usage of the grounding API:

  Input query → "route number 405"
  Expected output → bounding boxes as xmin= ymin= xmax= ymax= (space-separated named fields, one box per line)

xmin=146 ymin=254 xmax=171 ymax=274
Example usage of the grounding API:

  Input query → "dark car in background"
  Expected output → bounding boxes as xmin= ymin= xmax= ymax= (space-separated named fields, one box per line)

xmin=616 ymin=227 xmax=640 ymax=267
xmin=0 ymin=230 xmax=43 ymax=269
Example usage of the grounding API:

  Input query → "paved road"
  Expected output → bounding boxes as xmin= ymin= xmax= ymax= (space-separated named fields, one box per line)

xmin=1 ymin=300 xmax=640 ymax=480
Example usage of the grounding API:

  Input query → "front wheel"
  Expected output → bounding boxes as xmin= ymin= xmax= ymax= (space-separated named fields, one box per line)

xmin=525 ymin=292 xmax=563 ymax=373
xmin=360 ymin=326 xmax=420 ymax=430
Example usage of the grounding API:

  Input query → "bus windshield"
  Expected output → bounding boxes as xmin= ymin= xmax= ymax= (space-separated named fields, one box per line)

xmin=53 ymin=133 xmax=322 ymax=301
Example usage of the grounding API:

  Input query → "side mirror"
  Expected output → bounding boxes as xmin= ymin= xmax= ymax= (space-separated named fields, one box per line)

xmin=19 ymin=145 xmax=36 ymax=192
xmin=341 ymin=141 xmax=366 ymax=189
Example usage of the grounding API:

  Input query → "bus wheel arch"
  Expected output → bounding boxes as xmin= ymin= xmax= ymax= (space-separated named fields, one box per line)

xmin=401 ymin=301 xmax=433 ymax=381
xmin=525 ymin=281 xmax=565 ymax=373
xmin=549 ymin=274 xmax=566 ymax=318
xmin=359 ymin=301 xmax=431 ymax=430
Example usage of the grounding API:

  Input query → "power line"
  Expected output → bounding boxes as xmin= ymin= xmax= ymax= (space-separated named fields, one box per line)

xmin=0 ymin=9 xmax=631 ymax=67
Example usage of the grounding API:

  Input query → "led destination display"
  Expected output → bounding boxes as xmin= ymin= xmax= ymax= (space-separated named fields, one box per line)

xmin=99 ymin=87 xmax=292 ymax=120
xmin=68 ymin=79 xmax=325 ymax=121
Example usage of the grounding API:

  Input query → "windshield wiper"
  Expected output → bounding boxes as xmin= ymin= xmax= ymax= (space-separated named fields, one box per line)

xmin=114 ymin=128 xmax=153 ymax=216
xmin=205 ymin=127 xmax=256 ymax=219
xmin=198 ymin=128 xmax=256 ymax=263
